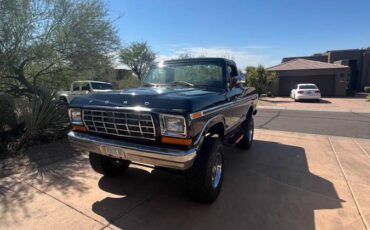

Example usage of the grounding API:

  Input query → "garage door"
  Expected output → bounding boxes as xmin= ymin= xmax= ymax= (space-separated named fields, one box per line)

xmin=278 ymin=75 xmax=335 ymax=96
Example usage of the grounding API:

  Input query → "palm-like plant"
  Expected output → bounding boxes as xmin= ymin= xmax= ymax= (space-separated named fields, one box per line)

xmin=21 ymin=91 xmax=69 ymax=143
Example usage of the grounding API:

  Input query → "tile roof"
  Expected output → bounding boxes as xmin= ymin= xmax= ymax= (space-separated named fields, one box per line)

xmin=267 ymin=58 xmax=349 ymax=71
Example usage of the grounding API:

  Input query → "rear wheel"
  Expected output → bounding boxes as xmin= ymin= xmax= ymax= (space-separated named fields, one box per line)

xmin=89 ymin=152 xmax=130 ymax=177
xmin=236 ymin=115 xmax=254 ymax=150
xmin=185 ymin=136 xmax=224 ymax=203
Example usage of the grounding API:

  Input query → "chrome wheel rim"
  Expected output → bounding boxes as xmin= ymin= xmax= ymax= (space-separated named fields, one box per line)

xmin=111 ymin=159 xmax=124 ymax=166
xmin=211 ymin=153 xmax=222 ymax=189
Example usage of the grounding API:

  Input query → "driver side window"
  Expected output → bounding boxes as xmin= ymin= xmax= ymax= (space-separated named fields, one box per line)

xmin=227 ymin=64 xmax=238 ymax=79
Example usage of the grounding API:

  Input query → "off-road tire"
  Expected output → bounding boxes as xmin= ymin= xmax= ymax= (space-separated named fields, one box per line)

xmin=185 ymin=136 xmax=224 ymax=203
xmin=89 ymin=152 xmax=130 ymax=177
xmin=236 ymin=115 xmax=254 ymax=150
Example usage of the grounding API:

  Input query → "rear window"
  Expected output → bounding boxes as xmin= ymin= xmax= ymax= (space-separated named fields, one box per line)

xmin=299 ymin=85 xmax=317 ymax=89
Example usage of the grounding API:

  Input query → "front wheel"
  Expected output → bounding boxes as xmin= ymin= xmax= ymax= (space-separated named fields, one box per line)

xmin=185 ymin=137 xmax=224 ymax=203
xmin=236 ymin=115 xmax=254 ymax=150
xmin=89 ymin=152 xmax=130 ymax=177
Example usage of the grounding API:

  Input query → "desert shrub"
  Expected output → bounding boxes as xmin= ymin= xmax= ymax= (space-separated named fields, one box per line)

xmin=118 ymin=77 xmax=141 ymax=89
xmin=364 ymin=86 xmax=370 ymax=93
xmin=245 ymin=66 xmax=277 ymax=95
xmin=0 ymin=94 xmax=17 ymax=131
xmin=266 ymin=92 xmax=274 ymax=97
xmin=346 ymin=89 xmax=356 ymax=96
xmin=20 ymin=91 xmax=69 ymax=144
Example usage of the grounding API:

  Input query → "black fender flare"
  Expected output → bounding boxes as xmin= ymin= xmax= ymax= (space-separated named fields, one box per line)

xmin=193 ymin=114 xmax=226 ymax=146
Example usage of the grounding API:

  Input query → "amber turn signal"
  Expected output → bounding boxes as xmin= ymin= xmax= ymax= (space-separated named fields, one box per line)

xmin=190 ymin=111 xmax=203 ymax=119
xmin=161 ymin=136 xmax=192 ymax=146
xmin=71 ymin=125 xmax=87 ymax=132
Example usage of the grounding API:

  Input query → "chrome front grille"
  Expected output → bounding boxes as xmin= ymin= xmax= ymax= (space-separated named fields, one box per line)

xmin=82 ymin=109 xmax=156 ymax=140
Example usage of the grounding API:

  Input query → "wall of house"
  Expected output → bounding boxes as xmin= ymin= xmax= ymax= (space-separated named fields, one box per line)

xmin=281 ymin=49 xmax=370 ymax=91
xmin=273 ymin=68 xmax=349 ymax=96
xmin=334 ymin=72 xmax=350 ymax=96
xmin=327 ymin=49 xmax=368 ymax=90
xmin=362 ymin=51 xmax=370 ymax=88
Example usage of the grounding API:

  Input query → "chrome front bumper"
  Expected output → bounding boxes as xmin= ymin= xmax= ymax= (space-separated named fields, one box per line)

xmin=68 ymin=131 xmax=197 ymax=170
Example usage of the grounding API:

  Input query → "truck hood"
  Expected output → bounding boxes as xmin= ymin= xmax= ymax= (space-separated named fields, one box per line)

xmin=70 ymin=87 xmax=226 ymax=113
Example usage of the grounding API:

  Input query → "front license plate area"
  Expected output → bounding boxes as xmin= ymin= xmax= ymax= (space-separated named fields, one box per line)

xmin=103 ymin=146 xmax=125 ymax=158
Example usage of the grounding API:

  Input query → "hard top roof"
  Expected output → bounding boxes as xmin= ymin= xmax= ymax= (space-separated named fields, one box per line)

xmin=156 ymin=57 xmax=236 ymax=65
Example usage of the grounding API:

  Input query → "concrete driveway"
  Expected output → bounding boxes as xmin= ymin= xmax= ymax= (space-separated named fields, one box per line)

xmin=1 ymin=130 xmax=370 ymax=230
xmin=256 ymin=109 xmax=370 ymax=139
xmin=259 ymin=96 xmax=370 ymax=113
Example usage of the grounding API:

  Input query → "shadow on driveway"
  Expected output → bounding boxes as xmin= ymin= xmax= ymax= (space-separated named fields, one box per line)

xmin=92 ymin=140 xmax=343 ymax=230
xmin=0 ymin=153 xmax=90 ymax=226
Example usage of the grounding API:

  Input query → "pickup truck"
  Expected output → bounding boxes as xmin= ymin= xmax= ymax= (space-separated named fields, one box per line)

xmin=67 ymin=58 xmax=258 ymax=202
xmin=57 ymin=81 xmax=113 ymax=103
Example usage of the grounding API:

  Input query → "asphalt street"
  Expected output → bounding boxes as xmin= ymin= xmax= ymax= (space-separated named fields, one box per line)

xmin=255 ymin=108 xmax=370 ymax=139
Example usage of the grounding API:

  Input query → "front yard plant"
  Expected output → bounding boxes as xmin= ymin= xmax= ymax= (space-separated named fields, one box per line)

xmin=0 ymin=91 xmax=69 ymax=155
xmin=364 ymin=86 xmax=370 ymax=93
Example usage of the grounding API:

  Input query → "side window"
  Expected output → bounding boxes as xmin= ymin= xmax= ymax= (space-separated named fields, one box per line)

xmin=227 ymin=66 xmax=232 ymax=80
xmin=72 ymin=84 xmax=80 ymax=91
xmin=227 ymin=64 xmax=238 ymax=79
xmin=81 ymin=83 xmax=90 ymax=91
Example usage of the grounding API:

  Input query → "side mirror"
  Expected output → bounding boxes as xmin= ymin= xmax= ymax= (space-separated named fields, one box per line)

xmin=231 ymin=75 xmax=245 ymax=87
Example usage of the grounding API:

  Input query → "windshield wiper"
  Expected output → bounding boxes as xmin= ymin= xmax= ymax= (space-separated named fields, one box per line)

xmin=169 ymin=81 xmax=194 ymax=87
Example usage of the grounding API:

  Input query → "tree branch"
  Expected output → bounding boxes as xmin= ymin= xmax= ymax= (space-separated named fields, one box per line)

xmin=32 ymin=62 xmax=56 ymax=86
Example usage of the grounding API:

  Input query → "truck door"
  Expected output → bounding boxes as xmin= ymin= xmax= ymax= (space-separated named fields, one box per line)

xmin=224 ymin=63 xmax=247 ymax=130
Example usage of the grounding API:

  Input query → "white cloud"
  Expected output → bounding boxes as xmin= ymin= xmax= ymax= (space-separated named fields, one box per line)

xmin=156 ymin=46 xmax=279 ymax=69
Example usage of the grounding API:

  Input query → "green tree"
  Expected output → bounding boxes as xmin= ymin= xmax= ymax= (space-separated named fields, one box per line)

xmin=119 ymin=41 xmax=156 ymax=80
xmin=0 ymin=0 xmax=120 ymax=95
xmin=245 ymin=65 xmax=277 ymax=95
xmin=178 ymin=53 xmax=193 ymax=59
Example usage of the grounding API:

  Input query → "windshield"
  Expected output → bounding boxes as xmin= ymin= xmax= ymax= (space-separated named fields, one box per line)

xmin=299 ymin=85 xmax=318 ymax=89
xmin=143 ymin=62 xmax=224 ymax=87
xmin=91 ymin=82 xmax=113 ymax=90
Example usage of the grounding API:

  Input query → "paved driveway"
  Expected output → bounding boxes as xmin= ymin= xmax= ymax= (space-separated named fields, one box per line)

xmin=259 ymin=96 xmax=370 ymax=113
xmin=1 ymin=130 xmax=370 ymax=230
xmin=256 ymin=109 xmax=370 ymax=139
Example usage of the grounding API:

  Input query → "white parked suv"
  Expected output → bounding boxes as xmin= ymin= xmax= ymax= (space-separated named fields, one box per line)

xmin=57 ymin=81 xmax=113 ymax=104
xmin=290 ymin=83 xmax=321 ymax=102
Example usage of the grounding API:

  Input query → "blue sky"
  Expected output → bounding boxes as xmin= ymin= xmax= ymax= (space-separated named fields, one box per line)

xmin=106 ymin=0 xmax=370 ymax=69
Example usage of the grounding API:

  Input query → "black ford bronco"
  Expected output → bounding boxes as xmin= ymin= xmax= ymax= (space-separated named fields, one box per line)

xmin=68 ymin=58 xmax=258 ymax=202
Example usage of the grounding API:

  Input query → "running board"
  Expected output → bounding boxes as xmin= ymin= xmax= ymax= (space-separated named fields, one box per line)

xmin=224 ymin=131 xmax=244 ymax=146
